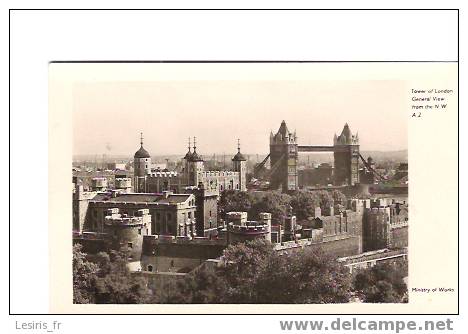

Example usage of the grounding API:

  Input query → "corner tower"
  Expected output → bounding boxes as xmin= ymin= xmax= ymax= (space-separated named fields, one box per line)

xmin=269 ymin=120 xmax=298 ymax=191
xmin=333 ymin=123 xmax=360 ymax=186
xmin=232 ymin=139 xmax=247 ymax=191
xmin=187 ymin=137 xmax=204 ymax=186
xmin=133 ymin=132 xmax=151 ymax=192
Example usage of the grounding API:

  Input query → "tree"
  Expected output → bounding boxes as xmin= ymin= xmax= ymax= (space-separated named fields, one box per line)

xmin=249 ymin=192 xmax=292 ymax=224
xmin=73 ymin=244 xmax=151 ymax=304
xmin=353 ymin=260 xmax=408 ymax=303
xmin=290 ymin=191 xmax=321 ymax=220
xmin=162 ymin=265 xmax=226 ymax=304
xmin=73 ymin=244 xmax=98 ymax=304
xmin=93 ymin=250 xmax=150 ymax=304
xmin=332 ymin=190 xmax=347 ymax=208
xmin=316 ymin=190 xmax=334 ymax=210
xmin=163 ymin=240 xmax=353 ymax=304
xmin=218 ymin=190 xmax=254 ymax=219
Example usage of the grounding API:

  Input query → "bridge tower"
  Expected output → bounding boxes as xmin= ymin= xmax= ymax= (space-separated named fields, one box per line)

xmin=269 ymin=120 xmax=298 ymax=191
xmin=333 ymin=123 xmax=360 ymax=186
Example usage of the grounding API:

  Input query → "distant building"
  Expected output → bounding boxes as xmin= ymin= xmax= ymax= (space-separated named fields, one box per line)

xmin=107 ymin=162 xmax=127 ymax=171
xmin=359 ymin=156 xmax=376 ymax=184
xmin=133 ymin=135 xmax=247 ymax=194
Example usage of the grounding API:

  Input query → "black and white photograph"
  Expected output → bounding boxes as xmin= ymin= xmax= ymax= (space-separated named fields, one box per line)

xmin=70 ymin=63 xmax=410 ymax=305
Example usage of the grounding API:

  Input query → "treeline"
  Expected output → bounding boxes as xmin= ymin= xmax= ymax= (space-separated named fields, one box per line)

xmin=73 ymin=241 xmax=408 ymax=304
xmin=73 ymin=244 xmax=151 ymax=304
xmin=218 ymin=189 xmax=347 ymax=223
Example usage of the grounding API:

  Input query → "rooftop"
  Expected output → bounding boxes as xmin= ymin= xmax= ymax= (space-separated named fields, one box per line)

xmin=91 ymin=192 xmax=192 ymax=204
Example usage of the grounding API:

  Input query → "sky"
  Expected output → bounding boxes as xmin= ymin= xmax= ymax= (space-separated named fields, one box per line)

xmin=73 ymin=78 xmax=407 ymax=156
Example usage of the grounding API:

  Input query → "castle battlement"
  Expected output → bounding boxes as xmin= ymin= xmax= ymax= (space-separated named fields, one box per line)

xmin=73 ymin=231 xmax=108 ymax=240
xmin=115 ymin=177 xmax=132 ymax=188
xmin=198 ymin=170 xmax=239 ymax=177
xmin=227 ymin=222 xmax=270 ymax=233
xmin=143 ymin=234 xmax=226 ymax=246
xmin=148 ymin=171 xmax=179 ymax=177
xmin=104 ymin=214 xmax=145 ymax=226
xmin=366 ymin=207 xmax=390 ymax=214
xmin=390 ymin=221 xmax=409 ymax=229
xmin=104 ymin=208 xmax=151 ymax=227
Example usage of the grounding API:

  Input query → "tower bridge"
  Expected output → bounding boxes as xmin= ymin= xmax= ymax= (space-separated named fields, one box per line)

xmin=255 ymin=121 xmax=372 ymax=191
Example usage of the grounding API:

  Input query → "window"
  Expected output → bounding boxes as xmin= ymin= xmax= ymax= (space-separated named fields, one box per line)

xmin=147 ymin=265 xmax=153 ymax=272
xmin=188 ymin=212 xmax=192 ymax=219
xmin=128 ymin=242 xmax=133 ymax=249
xmin=209 ymin=210 xmax=212 ymax=217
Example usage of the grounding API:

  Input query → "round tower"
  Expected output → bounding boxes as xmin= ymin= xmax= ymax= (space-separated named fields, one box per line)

xmin=133 ymin=132 xmax=151 ymax=192
xmin=104 ymin=208 xmax=151 ymax=270
xmin=232 ymin=139 xmax=247 ymax=191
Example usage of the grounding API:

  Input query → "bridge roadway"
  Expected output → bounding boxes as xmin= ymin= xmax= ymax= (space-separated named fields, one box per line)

xmin=297 ymin=145 xmax=353 ymax=153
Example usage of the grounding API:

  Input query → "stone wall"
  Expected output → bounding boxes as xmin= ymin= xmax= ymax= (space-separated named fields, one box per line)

xmin=390 ymin=225 xmax=408 ymax=249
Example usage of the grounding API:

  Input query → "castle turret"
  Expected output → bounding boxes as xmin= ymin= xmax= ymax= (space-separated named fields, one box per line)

xmin=226 ymin=212 xmax=271 ymax=244
xmin=232 ymin=139 xmax=247 ymax=191
xmin=187 ymin=137 xmax=204 ymax=186
xmin=104 ymin=208 xmax=152 ymax=270
xmin=182 ymin=137 xmax=193 ymax=182
xmin=133 ymin=132 xmax=152 ymax=192
xmin=115 ymin=177 xmax=132 ymax=193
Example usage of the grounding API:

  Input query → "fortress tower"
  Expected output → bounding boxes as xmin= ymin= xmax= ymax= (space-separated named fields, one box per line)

xmin=269 ymin=120 xmax=298 ymax=191
xmin=232 ymin=139 xmax=247 ymax=191
xmin=187 ymin=137 xmax=204 ymax=186
xmin=104 ymin=208 xmax=152 ymax=269
xmin=333 ymin=123 xmax=360 ymax=186
xmin=182 ymin=137 xmax=193 ymax=184
xmin=133 ymin=132 xmax=152 ymax=192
